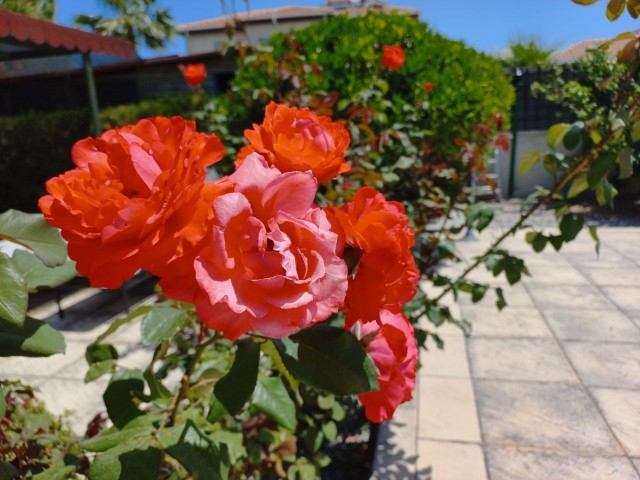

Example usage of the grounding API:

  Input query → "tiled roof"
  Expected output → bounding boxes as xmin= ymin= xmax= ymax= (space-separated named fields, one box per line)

xmin=177 ymin=3 xmax=418 ymax=33
xmin=552 ymin=36 xmax=636 ymax=63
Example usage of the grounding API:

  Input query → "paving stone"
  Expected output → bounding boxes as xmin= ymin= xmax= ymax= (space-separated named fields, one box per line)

xmin=486 ymin=447 xmax=639 ymax=480
xmin=371 ymin=398 xmax=419 ymax=480
xmin=525 ymin=284 xmax=615 ymax=310
xmin=38 ymin=377 xmax=108 ymax=435
xmin=580 ymin=268 xmax=640 ymax=287
xmin=468 ymin=338 xmax=577 ymax=383
xmin=420 ymin=334 xmax=470 ymax=378
xmin=417 ymin=440 xmax=487 ymax=480
xmin=0 ymin=340 xmax=86 ymax=378
xmin=591 ymin=388 xmax=640 ymax=457
xmin=563 ymin=247 xmax=631 ymax=269
xmin=524 ymin=263 xmax=590 ymax=285
xmin=419 ymin=377 xmax=481 ymax=442
xmin=601 ymin=287 xmax=640 ymax=312
xmin=475 ymin=381 xmax=623 ymax=454
xmin=564 ymin=341 xmax=640 ymax=389
xmin=461 ymin=306 xmax=552 ymax=338
xmin=542 ymin=308 xmax=640 ymax=342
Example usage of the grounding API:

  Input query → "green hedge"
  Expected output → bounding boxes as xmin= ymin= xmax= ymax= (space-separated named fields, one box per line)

xmin=0 ymin=95 xmax=208 ymax=212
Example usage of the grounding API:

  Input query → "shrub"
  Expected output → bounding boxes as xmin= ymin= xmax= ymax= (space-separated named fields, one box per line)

xmin=0 ymin=94 xmax=211 ymax=212
xmin=217 ymin=12 xmax=514 ymax=232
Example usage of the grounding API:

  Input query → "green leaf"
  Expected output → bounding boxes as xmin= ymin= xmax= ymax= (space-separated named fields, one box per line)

xmin=562 ymin=123 xmax=584 ymax=150
xmin=519 ymin=151 xmax=541 ymax=175
xmin=89 ymin=441 xmax=160 ymax=480
xmin=503 ymin=255 xmax=527 ymax=285
xmin=214 ymin=341 xmax=260 ymax=415
xmin=86 ymin=343 xmax=119 ymax=363
xmin=208 ymin=430 xmax=246 ymax=465
xmin=471 ymin=284 xmax=488 ymax=302
xmin=548 ymin=235 xmax=565 ymax=251
xmin=302 ymin=427 xmax=324 ymax=453
xmin=568 ymin=173 xmax=589 ymax=198
xmin=546 ymin=123 xmax=571 ymax=149
xmin=618 ymin=147 xmax=633 ymax=179
xmin=559 ymin=214 xmax=584 ymax=242
xmin=606 ymin=0 xmax=626 ymax=20
xmin=103 ymin=368 xmax=145 ymax=428
xmin=571 ymin=0 xmax=601 ymax=4
xmin=532 ymin=233 xmax=548 ymax=253
xmin=0 ymin=462 xmax=18 ymax=480
xmin=0 ymin=316 xmax=65 ymax=357
xmin=81 ymin=425 xmax=155 ymax=452
xmin=0 ymin=253 xmax=28 ymax=327
xmin=274 ymin=324 xmax=379 ymax=395
xmin=160 ymin=421 xmax=230 ymax=480
xmin=495 ymin=287 xmax=507 ymax=310
xmin=0 ymin=210 xmax=67 ymax=267
xmin=207 ymin=397 xmax=226 ymax=423
xmin=32 ymin=462 xmax=76 ymax=480
xmin=250 ymin=375 xmax=297 ymax=431
xmin=262 ymin=340 xmax=298 ymax=391
xmin=0 ymin=388 xmax=5 ymax=419
xmin=11 ymin=250 xmax=76 ymax=291
xmin=587 ymin=155 xmax=614 ymax=188
xmin=595 ymin=179 xmax=618 ymax=208
xmin=321 ymin=421 xmax=338 ymax=443
xmin=86 ymin=360 xmax=117 ymax=383
xmin=631 ymin=120 xmax=640 ymax=142
xmin=93 ymin=305 xmax=153 ymax=345
xmin=589 ymin=225 xmax=601 ymax=256
xmin=140 ymin=307 xmax=187 ymax=347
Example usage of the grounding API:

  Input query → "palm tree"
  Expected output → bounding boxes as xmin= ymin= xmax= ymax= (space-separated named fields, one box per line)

xmin=501 ymin=35 xmax=558 ymax=68
xmin=0 ymin=0 xmax=55 ymax=20
xmin=74 ymin=0 xmax=175 ymax=50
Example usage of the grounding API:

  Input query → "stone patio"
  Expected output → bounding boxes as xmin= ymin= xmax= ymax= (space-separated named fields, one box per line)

xmin=373 ymin=222 xmax=640 ymax=479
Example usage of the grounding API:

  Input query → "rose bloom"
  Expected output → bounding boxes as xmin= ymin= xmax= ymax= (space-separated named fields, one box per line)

xmin=39 ymin=116 xmax=224 ymax=288
xmin=326 ymin=186 xmax=419 ymax=327
xmin=163 ymin=153 xmax=348 ymax=340
xmin=357 ymin=310 xmax=418 ymax=423
xmin=180 ymin=63 xmax=207 ymax=87
xmin=235 ymin=102 xmax=351 ymax=183
xmin=424 ymin=82 xmax=434 ymax=93
xmin=381 ymin=45 xmax=405 ymax=71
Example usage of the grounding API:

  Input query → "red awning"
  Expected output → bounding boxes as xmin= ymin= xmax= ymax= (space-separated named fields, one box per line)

xmin=0 ymin=9 xmax=135 ymax=59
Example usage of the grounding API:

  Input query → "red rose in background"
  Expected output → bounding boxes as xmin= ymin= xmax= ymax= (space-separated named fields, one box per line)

xmin=357 ymin=310 xmax=418 ymax=423
xmin=424 ymin=82 xmax=434 ymax=93
xmin=236 ymin=102 xmax=351 ymax=183
xmin=326 ymin=187 xmax=419 ymax=327
xmin=39 ymin=116 xmax=224 ymax=288
xmin=167 ymin=154 xmax=347 ymax=340
xmin=494 ymin=133 xmax=510 ymax=152
xmin=180 ymin=63 xmax=207 ymax=87
xmin=381 ymin=45 xmax=405 ymax=71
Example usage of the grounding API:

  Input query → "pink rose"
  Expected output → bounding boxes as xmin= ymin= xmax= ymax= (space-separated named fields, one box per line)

xmin=166 ymin=154 xmax=348 ymax=340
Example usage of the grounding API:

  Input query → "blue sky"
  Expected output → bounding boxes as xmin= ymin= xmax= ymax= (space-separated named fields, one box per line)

xmin=55 ymin=0 xmax=640 ymax=59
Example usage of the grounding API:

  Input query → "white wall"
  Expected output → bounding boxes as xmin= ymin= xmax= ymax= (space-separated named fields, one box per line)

xmin=496 ymin=130 xmax=557 ymax=198
xmin=185 ymin=20 xmax=319 ymax=54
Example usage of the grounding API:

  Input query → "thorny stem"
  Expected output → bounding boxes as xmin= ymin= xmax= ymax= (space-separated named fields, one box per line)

xmin=167 ymin=333 xmax=219 ymax=426
xmin=431 ymin=123 xmax=622 ymax=306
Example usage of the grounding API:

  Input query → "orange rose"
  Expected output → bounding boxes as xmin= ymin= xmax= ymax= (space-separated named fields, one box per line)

xmin=381 ymin=45 xmax=405 ymax=71
xmin=356 ymin=310 xmax=418 ymax=423
xmin=180 ymin=63 xmax=207 ymax=87
xmin=164 ymin=153 xmax=348 ymax=340
xmin=327 ymin=186 xmax=419 ymax=326
xmin=39 ymin=116 xmax=225 ymax=288
xmin=235 ymin=102 xmax=351 ymax=183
